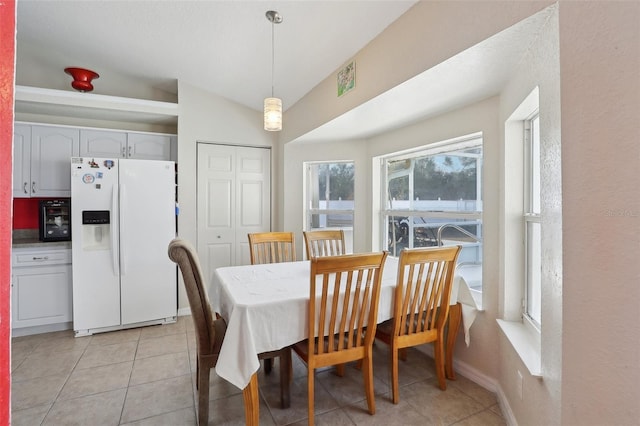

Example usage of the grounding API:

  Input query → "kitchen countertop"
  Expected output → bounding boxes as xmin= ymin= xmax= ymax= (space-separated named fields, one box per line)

xmin=12 ymin=229 xmax=71 ymax=249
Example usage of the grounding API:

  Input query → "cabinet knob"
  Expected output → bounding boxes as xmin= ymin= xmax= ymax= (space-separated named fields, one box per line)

xmin=31 ymin=182 xmax=36 ymax=193
xmin=23 ymin=182 xmax=28 ymax=194
xmin=32 ymin=256 xmax=49 ymax=261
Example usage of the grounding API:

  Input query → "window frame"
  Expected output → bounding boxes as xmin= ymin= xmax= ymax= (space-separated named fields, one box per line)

xmin=524 ymin=112 xmax=541 ymax=329
xmin=303 ymin=160 xmax=355 ymax=235
xmin=379 ymin=134 xmax=484 ymax=295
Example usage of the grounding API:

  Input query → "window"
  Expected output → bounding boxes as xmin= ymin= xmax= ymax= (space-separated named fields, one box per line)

xmin=304 ymin=162 xmax=354 ymax=251
xmin=381 ymin=135 xmax=483 ymax=292
xmin=498 ymin=87 xmax=542 ymax=376
xmin=524 ymin=112 xmax=541 ymax=327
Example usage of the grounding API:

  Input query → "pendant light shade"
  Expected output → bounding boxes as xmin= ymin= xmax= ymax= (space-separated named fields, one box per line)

xmin=264 ymin=10 xmax=283 ymax=132
xmin=264 ymin=97 xmax=282 ymax=131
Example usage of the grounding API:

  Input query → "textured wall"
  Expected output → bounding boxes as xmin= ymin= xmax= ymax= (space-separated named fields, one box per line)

xmin=559 ymin=2 xmax=640 ymax=424
xmin=0 ymin=1 xmax=15 ymax=422
xmin=499 ymin=5 xmax=562 ymax=424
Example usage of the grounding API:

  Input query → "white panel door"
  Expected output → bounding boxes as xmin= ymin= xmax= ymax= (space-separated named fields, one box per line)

xmin=197 ymin=144 xmax=270 ymax=283
xmin=235 ymin=147 xmax=271 ymax=265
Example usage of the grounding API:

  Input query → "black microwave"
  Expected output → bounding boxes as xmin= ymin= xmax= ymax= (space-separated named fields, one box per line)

xmin=39 ymin=199 xmax=71 ymax=242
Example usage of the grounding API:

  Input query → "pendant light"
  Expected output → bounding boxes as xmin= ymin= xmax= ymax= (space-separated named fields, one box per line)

xmin=264 ymin=10 xmax=283 ymax=131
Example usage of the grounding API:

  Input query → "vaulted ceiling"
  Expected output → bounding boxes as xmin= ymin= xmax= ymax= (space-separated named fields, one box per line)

xmin=16 ymin=1 xmax=551 ymax=141
xmin=16 ymin=1 xmax=416 ymax=112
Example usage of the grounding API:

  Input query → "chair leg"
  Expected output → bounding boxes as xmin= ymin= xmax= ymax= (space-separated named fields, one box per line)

xmin=335 ymin=363 xmax=345 ymax=377
xmin=399 ymin=347 xmax=408 ymax=361
xmin=362 ymin=354 xmax=376 ymax=415
xmin=264 ymin=357 xmax=273 ymax=375
xmin=391 ymin=343 xmax=400 ymax=404
xmin=279 ymin=349 xmax=292 ymax=408
xmin=195 ymin=357 xmax=200 ymax=390
xmin=196 ymin=359 xmax=211 ymax=426
xmin=243 ymin=374 xmax=260 ymax=426
xmin=434 ymin=339 xmax=447 ymax=390
xmin=307 ymin=368 xmax=315 ymax=426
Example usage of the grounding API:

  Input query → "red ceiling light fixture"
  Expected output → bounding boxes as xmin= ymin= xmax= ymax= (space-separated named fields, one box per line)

xmin=64 ymin=67 xmax=99 ymax=92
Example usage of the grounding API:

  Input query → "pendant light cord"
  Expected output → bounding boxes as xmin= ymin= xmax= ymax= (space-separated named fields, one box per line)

xmin=271 ymin=20 xmax=275 ymax=98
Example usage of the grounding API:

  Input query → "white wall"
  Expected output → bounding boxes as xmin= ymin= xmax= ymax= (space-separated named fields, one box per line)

xmin=499 ymin=6 xmax=562 ymax=425
xmin=13 ymin=1 xmax=639 ymax=423
xmin=176 ymin=81 xmax=275 ymax=310
xmin=284 ymin=96 xmax=502 ymax=379
xmin=557 ymin=2 xmax=639 ymax=424
xmin=368 ymin=96 xmax=501 ymax=379
xmin=282 ymin=2 xmax=640 ymax=426
xmin=280 ymin=1 xmax=554 ymax=144
xmin=16 ymin=41 xmax=177 ymax=103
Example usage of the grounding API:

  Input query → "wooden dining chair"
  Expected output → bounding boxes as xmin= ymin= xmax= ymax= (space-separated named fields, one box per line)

xmin=168 ymin=239 xmax=291 ymax=425
xmin=375 ymin=245 xmax=461 ymax=404
xmin=247 ymin=231 xmax=296 ymax=376
xmin=168 ymin=238 xmax=225 ymax=425
xmin=248 ymin=231 xmax=296 ymax=264
xmin=303 ymin=229 xmax=346 ymax=260
xmin=292 ymin=251 xmax=388 ymax=426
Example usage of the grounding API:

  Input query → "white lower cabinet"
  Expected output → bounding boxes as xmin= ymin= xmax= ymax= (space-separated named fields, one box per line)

xmin=11 ymin=247 xmax=72 ymax=333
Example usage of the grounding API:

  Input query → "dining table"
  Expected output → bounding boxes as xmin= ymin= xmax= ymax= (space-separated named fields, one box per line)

xmin=208 ymin=255 xmax=479 ymax=425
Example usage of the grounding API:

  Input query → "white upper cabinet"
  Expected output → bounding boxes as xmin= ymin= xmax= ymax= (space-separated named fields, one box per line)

xmin=13 ymin=124 xmax=80 ymax=198
xmin=80 ymin=129 xmax=127 ymax=158
xmin=126 ymin=132 xmax=172 ymax=160
xmin=14 ymin=123 xmax=175 ymax=199
xmin=13 ymin=124 xmax=31 ymax=197
xmin=80 ymin=129 xmax=172 ymax=161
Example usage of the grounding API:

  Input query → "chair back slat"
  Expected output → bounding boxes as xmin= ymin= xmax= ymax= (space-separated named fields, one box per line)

xmin=248 ymin=232 xmax=296 ymax=265
xmin=393 ymin=246 xmax=461 ymax=338
xmin=309 ymin=252 xmax=387 ymax=357
xmin=303 ymin=230 xmax=346 ymax=260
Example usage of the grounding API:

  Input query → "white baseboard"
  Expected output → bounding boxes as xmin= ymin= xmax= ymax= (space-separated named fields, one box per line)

xmin=415 ymin=344 xmax=517 ymax=426
xmin=11 ymin=321 xmax=73 ymax=337
xmin=495 ymin=382 xmax=517 ymax=426
xmin=178 ymin=307 xmax=192 ymax=317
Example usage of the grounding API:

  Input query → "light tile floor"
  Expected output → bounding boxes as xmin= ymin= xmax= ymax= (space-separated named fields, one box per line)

xmin=11 ymin=316 xmax=506 ymax=425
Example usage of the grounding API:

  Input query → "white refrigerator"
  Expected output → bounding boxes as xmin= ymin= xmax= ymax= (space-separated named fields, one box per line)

xmin=71 ymin=157 xmax=177 ymax=336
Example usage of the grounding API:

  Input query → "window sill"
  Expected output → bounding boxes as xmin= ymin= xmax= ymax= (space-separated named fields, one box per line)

xmin=496 ymin=319 xmax=542 ymax=377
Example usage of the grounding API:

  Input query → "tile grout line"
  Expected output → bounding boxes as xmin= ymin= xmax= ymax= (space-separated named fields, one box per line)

xmin=40 ymin=332 xmax=94 ymax=425
xmin=117 ymin=331 xmax=141 ymax=426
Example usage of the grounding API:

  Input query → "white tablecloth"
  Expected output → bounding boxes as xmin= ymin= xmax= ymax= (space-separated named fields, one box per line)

xmin=208 ymin=256 xmax=478 ymax=390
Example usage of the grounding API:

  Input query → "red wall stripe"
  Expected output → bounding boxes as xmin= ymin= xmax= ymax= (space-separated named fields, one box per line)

xmin=0 ymin=0 xmax=15 ymax=422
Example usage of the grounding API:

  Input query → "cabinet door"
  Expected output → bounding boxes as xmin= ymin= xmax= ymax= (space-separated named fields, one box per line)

xmin=31 ymin=125 xmax=80 ymax=197
xmin=12 ymin=124 xmax=32 ymax=198
xmin=80 ymin=129 xmax=127 ymax=158
xmin=127 ymin=133 xmax=172 ymax=160
xmin=12 ymin=264 xmax=72 ymax=328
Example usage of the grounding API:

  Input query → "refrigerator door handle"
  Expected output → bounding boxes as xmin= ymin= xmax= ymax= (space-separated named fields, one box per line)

xmin=119 ymin=183 xmax=126 ymax=276
xmin=111 ymin=184 xmax=119 ymax=276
